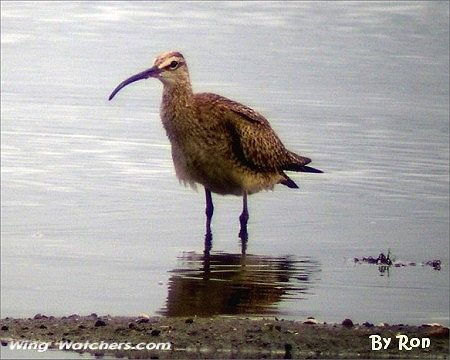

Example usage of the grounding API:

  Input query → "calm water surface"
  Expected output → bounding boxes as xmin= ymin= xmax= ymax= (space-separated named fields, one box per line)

xmin=1 ymin=1 xmax=449 ymax=328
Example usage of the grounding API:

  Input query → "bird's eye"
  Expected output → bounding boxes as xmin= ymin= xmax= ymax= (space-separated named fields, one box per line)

xmin=169 ymin=60 xmax=179 ymax=70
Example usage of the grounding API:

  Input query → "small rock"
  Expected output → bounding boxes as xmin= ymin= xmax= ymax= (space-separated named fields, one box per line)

xmin=342 ymin=318 xmax=354 ymax=327
xmin=94 ymin=319 xmax=107 ymax=327
xmin=136 ymin=318 xmax=150 ymax=324
xmin=150 ymin=329 xmax=161 ymax=337
xmin=128 ymin=322 xmax=138 ymax=329
xmin=362 ymin=322 xmax=374 ymax=328
xmin=422 ymin=322 xmax=443 ymax=327
xmin=1 ymin=326 xmax=8 ymax=331
xmin=284 ymin=343 xmax=293 ymax=359
xmin=185 ymin=318 xmax=194 ymax=324
xmin=422 ymin=323 xmax=450 ymax=337
xmin=427 ymin=326 xmax=449 ymax=338
xmin=34 ymin=314 xmax=48 ymax=320
xmin=93 ymin=350 xmax=105 ymax=358
xmin=89 ymin=313 xmax=98 ymax=319
xmin=38 ymin=324 xmax=47 ymax=329
xmin=303 ymin=317 xmax=317 ymax=325
xmin=1 ymin=340 xmax=8 ymax=346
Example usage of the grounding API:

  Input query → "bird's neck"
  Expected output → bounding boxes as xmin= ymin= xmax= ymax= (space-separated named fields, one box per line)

xmin=160 ymin=80 xmax=196 ymax=139
xmin=161 ymin=79 xmax=194 ymax=112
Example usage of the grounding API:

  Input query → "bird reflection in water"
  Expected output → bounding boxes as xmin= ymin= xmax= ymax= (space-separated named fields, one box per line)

xmin=159 ymin=251 xmax=320 ymax=317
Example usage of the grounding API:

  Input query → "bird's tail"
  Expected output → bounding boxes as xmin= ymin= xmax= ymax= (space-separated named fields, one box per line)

xmin=284 ymin=151 xmax=323 ymax=173
xmin=298 ymin=165 xmax=323 ymax=173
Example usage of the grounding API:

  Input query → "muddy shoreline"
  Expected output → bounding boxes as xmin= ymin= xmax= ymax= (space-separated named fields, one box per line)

xmin=1 ymin=314 xmax=449 ymax=359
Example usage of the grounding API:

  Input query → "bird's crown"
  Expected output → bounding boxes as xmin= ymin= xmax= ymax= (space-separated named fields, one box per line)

xmin=153 ymin=51 xmax=186 ymax=71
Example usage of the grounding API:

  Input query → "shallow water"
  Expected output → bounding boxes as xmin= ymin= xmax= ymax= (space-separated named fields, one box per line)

xmin=1 ymin=1 xmax=449 ymax=328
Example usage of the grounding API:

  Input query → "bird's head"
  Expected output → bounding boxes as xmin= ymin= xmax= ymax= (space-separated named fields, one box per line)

xmin=109 ymin=51 xmax=188 ymax=101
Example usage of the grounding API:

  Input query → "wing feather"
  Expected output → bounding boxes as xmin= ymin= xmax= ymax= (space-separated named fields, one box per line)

xmin=195 ymin=92 xmax=311 ymax=173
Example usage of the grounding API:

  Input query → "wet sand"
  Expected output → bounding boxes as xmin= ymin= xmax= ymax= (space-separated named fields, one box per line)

xmin=1 ymin=314 xmax=448 ymax=359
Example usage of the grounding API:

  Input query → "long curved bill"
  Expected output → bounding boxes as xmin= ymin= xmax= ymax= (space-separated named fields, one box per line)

xmin=108 ymin=66 xmax=160 ymax=101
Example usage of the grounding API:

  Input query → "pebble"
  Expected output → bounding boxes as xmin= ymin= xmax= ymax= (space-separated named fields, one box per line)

xmin=1 ymin=325 xmax=8 ymax=331
xmin=33 ymin=314 xmax=48 ymax=320
xmin=284 ymin=343 xmax=293 ymax=359
xmin=94 ymin=319 xmax=107 ymax=327
xmin=422 ymin=323 xmax=450 ymax=338
xmin=341 ymin=319 xmax=354 ymax=328
xmin=150 ymin=329 xmax=161 ymax=337
xmin=427 ymin=326 xmax=449 ymax=338
xmin=136 ymin=317 xmax=150 ymax=324
xmin=303 ymin=317 xmax=318 ymax=325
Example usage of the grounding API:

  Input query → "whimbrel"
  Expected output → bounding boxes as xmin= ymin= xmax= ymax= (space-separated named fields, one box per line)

xmin=109 ymin=51 xmax=322 ymax=241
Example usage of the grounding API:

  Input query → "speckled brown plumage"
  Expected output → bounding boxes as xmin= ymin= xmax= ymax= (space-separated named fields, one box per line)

xmin=109 ymin=51 xmax=322 ymax=241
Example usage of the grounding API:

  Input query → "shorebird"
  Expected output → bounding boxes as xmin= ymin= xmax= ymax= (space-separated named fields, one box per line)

xmin=109 ymin=51 xmax=322 ymax=241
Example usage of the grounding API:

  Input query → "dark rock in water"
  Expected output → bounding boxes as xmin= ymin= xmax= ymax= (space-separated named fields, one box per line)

xmin=342 ymin=319 xmax=354 ymax=328
xmin=376 ymin=253 xmax=392 ymax=265
xmin=355 ymin=251 xmax=442 ymax=271
xmin=425 ymin=260 xmax=441 ymax=270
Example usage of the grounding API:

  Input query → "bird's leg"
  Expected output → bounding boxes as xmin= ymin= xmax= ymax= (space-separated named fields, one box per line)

xmin=204 ymin=188 xmax=214 ymax=242
xmin=239 ymin=192 xmax=249 ymax=243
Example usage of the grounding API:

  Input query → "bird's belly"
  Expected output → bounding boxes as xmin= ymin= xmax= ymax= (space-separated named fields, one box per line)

xmin=170 ymin=142 xmax=281 ymax=196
